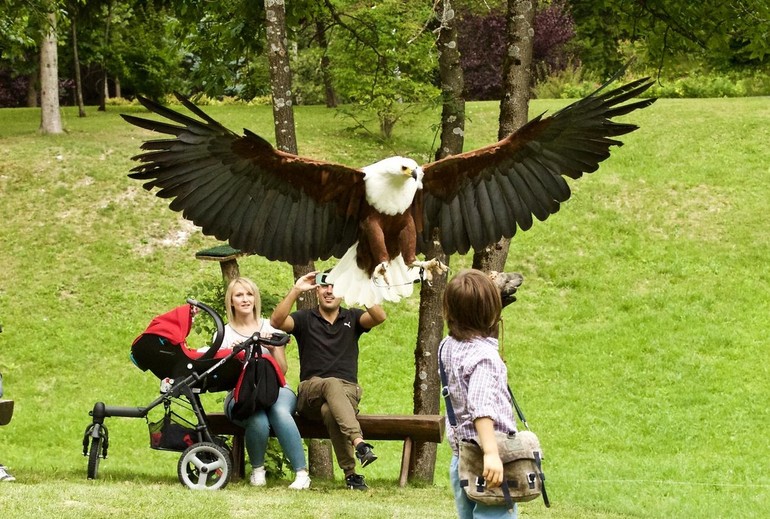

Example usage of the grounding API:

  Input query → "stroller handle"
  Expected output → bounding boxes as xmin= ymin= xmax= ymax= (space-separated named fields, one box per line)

xmin=186 ymin=298 xmax=225 ymax=361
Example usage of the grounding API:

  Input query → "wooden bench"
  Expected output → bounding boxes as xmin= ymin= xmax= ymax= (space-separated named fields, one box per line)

xmin=207 ymin=412 xmax=445 ymax=487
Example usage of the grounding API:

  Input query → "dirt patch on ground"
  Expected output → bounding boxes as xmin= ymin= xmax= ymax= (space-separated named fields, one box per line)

xmin=133 ymin=218 xmax=200 ymax=257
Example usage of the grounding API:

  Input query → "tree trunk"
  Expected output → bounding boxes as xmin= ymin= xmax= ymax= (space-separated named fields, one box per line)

xmin=39 ymin=10 xmax=62 ymax=134
xmin=114 ymin=77 xmax=121 ymax=99
xmin=266 ymin=0 xmax=298 ymax=155
xmin=98 ymin=1 xmax=114 ymax=112
xmin=316 ymin=19 xmax=338 ymax=108
xmin=410 ymin=232 xmax=448 ymax=483
xmin=471 ymin=0 xmax=534 ymax=272
xmin=70 ymin=9 xmax=86 ymax=117
xmin=289 ymin=261 xmax=329 ymax=476
xmin=265 ymin=0 xmax=332 ymax=479
xmin=99 ymin=72 xmax=109 ymax=110
xmin=409 ymin=0 xmax=466 ymax=484
xmin=26 ymin=69 xmax=38 ymax=107
xmin=434 ymin=3 xmax=466 ymax=161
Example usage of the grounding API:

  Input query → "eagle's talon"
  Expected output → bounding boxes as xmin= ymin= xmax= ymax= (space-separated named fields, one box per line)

xmin=373 ymin=262 xmax=390 ymax=285
xmin=411 ymin=259 xmax=448 ymax=283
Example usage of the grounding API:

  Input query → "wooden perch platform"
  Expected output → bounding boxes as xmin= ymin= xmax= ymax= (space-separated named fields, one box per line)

xmin=195 ymin=245 xmax=246 ymax=285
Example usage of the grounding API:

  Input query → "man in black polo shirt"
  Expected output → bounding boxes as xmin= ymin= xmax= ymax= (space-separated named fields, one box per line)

xmin=270 ymin=271 xmax=387 ymax=490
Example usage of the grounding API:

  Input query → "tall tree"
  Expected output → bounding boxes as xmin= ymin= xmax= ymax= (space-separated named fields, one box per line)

xmin=264 ymin=0 xmax=331 ymax=479
xmin=175 ymin=0 xmax=270 ymax=99
xmin=471 ymin=0 xmax=534 ymax=272
xmin=409 ymin=0 xmax=465 ymax=483
xmin=39 ymin=6 xmax=62 ymax=134
xmin=69 ymin=1 xmax=86 ymax=117
xmin=318 ymin=0 xmax=439 ymax=138
xmin=97 ymin=0 xmax=113 ymax=111
xmin=315 ymin=17 xmax=338 ymax=107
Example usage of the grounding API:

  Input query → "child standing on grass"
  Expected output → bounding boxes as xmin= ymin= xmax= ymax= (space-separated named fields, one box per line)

xmin=440 ymin=269 xmax=517 ymax=518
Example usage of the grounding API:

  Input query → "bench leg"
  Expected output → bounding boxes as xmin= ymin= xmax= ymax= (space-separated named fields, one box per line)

xmin=231 ymin=435 xmax=246 ymax=482
xmin=399 ymin=437 xmax=413 ymax=487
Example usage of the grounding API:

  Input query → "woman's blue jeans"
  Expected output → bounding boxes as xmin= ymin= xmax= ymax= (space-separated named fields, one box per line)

xmin=450 ymin=454 xmax=517 ymax=518
xmin=225 ymin=386 xmax=307 ymax=472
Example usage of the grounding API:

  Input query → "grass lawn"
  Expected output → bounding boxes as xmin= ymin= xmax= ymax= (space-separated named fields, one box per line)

xmin=0 ymin=94 xmax=768 ymax=518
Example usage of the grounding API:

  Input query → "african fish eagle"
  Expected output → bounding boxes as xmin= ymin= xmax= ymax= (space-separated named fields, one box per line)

xmin=122 ymin=76 xmax=655 ymax=307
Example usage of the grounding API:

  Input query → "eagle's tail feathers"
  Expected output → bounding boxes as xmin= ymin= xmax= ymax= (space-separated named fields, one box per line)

xmin=329 ymin=245 xmax=414 ymax=307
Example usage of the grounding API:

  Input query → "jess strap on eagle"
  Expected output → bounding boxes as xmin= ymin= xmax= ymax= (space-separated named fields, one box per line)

xmin=439 ymin=350 xmax=550 ymax=512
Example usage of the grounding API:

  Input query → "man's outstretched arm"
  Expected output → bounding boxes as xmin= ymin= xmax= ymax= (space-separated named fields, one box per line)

xmin=270 ymin=271 xmax=317 ymax=332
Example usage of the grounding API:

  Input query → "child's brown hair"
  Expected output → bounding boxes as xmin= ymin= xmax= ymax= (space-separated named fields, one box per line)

xmin=443 ymin=269 xmax=502 ymax=341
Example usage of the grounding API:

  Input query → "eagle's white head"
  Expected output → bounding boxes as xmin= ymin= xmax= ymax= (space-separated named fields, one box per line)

xmin=362 ymin=156 xmax=424 ymax=216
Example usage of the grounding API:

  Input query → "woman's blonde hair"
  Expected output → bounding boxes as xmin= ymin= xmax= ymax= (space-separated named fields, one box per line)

xmin=443 ymin=269 xmax=501 ymax=341
xmin=224 ymin=277 xmax=262 ymax=323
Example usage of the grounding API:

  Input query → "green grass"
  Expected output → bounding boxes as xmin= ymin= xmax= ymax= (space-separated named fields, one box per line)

xmin=1 ymin=96 xmax=769 ymax=518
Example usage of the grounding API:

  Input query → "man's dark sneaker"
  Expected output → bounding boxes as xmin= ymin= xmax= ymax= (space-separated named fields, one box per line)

xmin=345 ymin=473 xmax=368 ymax=490
xmin=355 ymin=442 xmax=378 ymax=467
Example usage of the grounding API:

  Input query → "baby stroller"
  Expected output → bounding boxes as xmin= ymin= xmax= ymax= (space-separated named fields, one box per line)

xmin=82 ymin=298 xmax=288 ymax=490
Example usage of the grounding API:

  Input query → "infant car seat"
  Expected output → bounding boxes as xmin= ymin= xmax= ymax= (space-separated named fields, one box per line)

xmin=130 ymin=304 xmax=241 ymax=393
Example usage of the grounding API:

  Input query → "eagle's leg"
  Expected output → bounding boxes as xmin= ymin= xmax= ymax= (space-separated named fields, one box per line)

xmin=359 ymin=214 xmax=394 ymax=287
xmin=409 ymin=258 xmax=449 ymax=282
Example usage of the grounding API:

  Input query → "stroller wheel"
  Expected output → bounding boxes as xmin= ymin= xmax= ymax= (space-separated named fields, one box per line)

xmin=87 ymin=436 xmax=103 ymax=480
xmin=178 ymin=442 xmax=231 ymax=490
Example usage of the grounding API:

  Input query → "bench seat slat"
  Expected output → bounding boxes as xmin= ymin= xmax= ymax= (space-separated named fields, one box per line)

xmin=207 ymin=412 xmax=445 ymax=443
xmin=206 ymin=412 xmax=445 ymax=486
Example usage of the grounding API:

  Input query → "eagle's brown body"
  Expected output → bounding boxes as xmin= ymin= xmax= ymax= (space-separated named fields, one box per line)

xmin=357 ymin=205 xmax=417 ymax=275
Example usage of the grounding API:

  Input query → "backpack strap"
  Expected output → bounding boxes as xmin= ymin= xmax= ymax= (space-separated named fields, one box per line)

xmin=438 ymin=340 xmax=459 ymax=428
xmin=501 ymin=481 xmax=514 ymax=513
xmin=534 ymin=451 xmax=550 ymax=507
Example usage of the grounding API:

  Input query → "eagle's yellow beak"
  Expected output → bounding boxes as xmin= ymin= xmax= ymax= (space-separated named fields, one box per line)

xmin=401 ymin=165 xmax=417 ymax=180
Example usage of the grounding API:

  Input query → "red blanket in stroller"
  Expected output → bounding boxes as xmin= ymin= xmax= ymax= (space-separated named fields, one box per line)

xmin=135 ymin=304 xmax=193 ymax=348
xmin=130 ymin=304 xmax=242 ymax=392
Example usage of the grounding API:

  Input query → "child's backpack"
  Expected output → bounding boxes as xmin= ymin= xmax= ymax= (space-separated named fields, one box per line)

xmin=230 ymin=347 xmax=284 ymax=421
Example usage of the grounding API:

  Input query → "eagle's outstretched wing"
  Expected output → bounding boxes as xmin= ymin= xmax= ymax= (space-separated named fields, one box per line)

xmin=122 ymin=93 xmax=366 ymax=263
xmin=417 ymin=77 xmax=656 ymax=255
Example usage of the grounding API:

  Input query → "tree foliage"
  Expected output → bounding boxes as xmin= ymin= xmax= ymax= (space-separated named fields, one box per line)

xmin=570 ymin=0 xmax=770 ymax=77
xmin=313 ymin=0 xmax=440 ymax=138
xmin=0 ymin=0 xmax=49 ymax=106
xmin=2 ymin=0 xmax=768 ymax=108
xmin=110 ymin=3 xmax=187 ymax=99
xmin=456 ymin=11 xmax=506 ymax=100
xmin=173 ymin=0 xmax=271 ymax=99
xmin=457 ymin=1 xmax=576 ymax=100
